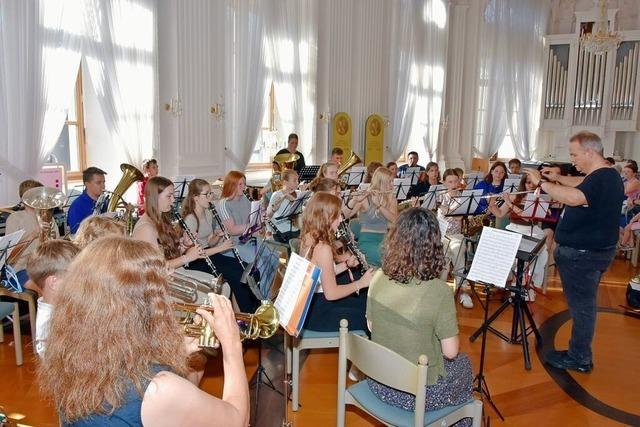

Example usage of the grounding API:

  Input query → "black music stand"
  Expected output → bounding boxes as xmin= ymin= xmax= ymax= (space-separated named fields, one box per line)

xmin=0 ymin=231 xmax=27 ymax=293
xmin=393 ymin=179 xmax=412 ymax=201
xmin=403 ymin=167 xmax=422 ymax=186
xmin=344 ymin=167 xmax=366 ymax=187
xmin=239 ymin=205 xmax=264 ymax=244
xmin=273 ymin=192 xmax=309 ymax=241
xmin=503 ymin=178 xmax=520 ymax=193
xmin=469 ymin=235 xmax=545 ymax=370
xmin=244 ymin=240 xmax=289 ymax=426
xmin=299 ymin=165 xmax=320 ymax=182
xmin=464 ymin=173 xmax=484 ymax=188
xmin=172 ymin=177 xmax=192 ymax=210
xmin=420 ymin=185 xmax=446 ymax=210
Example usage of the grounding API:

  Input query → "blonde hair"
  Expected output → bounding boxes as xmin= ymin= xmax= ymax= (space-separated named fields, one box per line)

xmin=26 ymin=240 xmax=80 ymax=288
xmin=38 ymin=237 xmax=188 ymax=422
xmin=316 ymin=162 xmax=338 ymax=179
xmin=74 ymin=216 xmax=126 ymax=248
xmin=369 ymin=167 xmax=395 ymax=209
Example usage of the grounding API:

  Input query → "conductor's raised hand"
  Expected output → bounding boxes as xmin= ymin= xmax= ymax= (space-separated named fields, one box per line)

xmin=524 ymin=169 xmax=542 ymax=187
xmin=540 ymin=167 xmax=560 ymax=183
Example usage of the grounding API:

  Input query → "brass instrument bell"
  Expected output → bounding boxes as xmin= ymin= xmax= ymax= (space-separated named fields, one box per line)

xmin=174 ymin=300 xmax=280 ymax=348
xmin=107 ymin=163 xmax=144 ymax=212
xmin=337 ymin=152 xmax=363 ymax=177
xmin=21 ymin=187 xmax=66 ymax=241
xmin=271 ymin=153 xmax=300 ymax=191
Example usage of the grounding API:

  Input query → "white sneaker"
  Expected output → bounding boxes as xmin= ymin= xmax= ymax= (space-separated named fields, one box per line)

xmin=459 ymin=292 xmax=473 ymax=309
xmin=348 ymin=365 xmax=360 ymax=381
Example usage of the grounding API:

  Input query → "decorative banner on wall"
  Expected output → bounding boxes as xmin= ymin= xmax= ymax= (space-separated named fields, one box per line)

xmin=332 ymin=112 xmax=352 ymax=160
xmin=365 ymin=114 xmax=384 ymax=164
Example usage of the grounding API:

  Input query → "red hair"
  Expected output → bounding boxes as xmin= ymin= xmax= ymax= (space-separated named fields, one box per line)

xmin=221 ymin=171 xmax=246 ymax=198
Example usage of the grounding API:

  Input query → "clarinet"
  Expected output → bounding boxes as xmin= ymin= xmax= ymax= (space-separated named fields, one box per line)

xmin=171 ymin=208 xmax=223 ymax=294
xmin=336 ymin=217 xmax=369 ymax=275
xmin=208 ymin=203 xmax=246 ymax=269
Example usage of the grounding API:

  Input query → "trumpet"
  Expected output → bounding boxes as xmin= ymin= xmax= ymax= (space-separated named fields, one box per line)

xmin=174 ymin=300 xmax=280 ymax=348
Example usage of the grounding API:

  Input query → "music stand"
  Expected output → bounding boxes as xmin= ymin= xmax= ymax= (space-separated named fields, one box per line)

xmin=393 ymin=178 xmax=412 ymax=201
xmin=275 ymin=192 xmax=310 ymax=234
xmin=299 ymin=165 xmax=320 ymax=182
xmin=508 ymin=173 xmax=523 ymax=180
xmin=402 ymin=167 xmax=422 ymax=186
xmin=420 ymin=184 xmax=446 ymax=210
xmin=172 ymin=175 xmax=193 ymax=210
xmin=0 ymin=230 xmax=26 ymax=293
xmin=239 ymin=203 xmax=265 ymax=244
xmin=344 ymin=166 xmax=366 ymax=187
xmin=465 ymin=172 xmax=485 ymax=188
xmin=469 ymin=235 xmax=545 ymax=370
xmin=244 ymin=239 xmax=289 ymax=426
xmin=503 ymin=178 xmax=521 ymax=193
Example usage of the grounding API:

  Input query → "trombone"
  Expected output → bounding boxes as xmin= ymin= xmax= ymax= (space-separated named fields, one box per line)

xmin=174 ymin=300 xmax=280 ymax=348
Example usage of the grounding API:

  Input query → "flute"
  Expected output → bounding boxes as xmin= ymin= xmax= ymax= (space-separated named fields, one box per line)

xmin=171 ymin=207 xmax=222 ymax=281
xmin=208 ymin=202 xmax=246 ymax=269
xmin=477 ymin=190 xmax=537 ymax=200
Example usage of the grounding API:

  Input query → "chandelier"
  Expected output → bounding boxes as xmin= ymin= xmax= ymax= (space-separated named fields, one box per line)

xmin=580 ymin=0 xmax=621 ymax=55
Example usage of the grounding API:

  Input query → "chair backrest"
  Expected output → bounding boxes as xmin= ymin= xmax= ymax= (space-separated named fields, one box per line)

xmin=337 ymin=319 xmax=428 ymax=426
xmin=289 ymin=238 xmax=300 ymax=254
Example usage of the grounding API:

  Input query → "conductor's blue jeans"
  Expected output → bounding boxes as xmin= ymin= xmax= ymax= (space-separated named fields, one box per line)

xmin=554 ymin=245 xmax=616 ymax=365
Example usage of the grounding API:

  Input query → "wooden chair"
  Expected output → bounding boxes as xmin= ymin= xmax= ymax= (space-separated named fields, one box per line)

xmin=0 ymin=288 xmax=36 ymax=348
xmin=0 ymin=301 xmax=23 ymax=366
xmin=337 ymin=319 xmax=482 ymax=427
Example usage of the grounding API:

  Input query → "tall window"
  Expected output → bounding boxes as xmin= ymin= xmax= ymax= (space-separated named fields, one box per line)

xmin=248 ymin=83 xmax=278 ymax=169
xmin=475 ymin=69 xmax=515 ymax=160
xmin=49 ymin=66 xmax=86 ymax=181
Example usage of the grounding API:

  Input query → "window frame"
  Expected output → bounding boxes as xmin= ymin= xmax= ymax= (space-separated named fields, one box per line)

xmin=62 ymin=66 xmax=87 ymax=182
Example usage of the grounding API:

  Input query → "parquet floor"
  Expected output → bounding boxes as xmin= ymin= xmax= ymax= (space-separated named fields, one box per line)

xmin=1 ymin=256 xmax=639 ymax=427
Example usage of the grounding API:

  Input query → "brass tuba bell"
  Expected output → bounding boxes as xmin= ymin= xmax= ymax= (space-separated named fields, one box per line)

xmin=107 ymin=163 xmax=144 ymax=212
xmin=21 ymin=187 xmax=66 ymax=242
xmin=271 ymin=152 xmax=300 ymax=191
xmin=337 ymin=152 xmax=363 ymax=177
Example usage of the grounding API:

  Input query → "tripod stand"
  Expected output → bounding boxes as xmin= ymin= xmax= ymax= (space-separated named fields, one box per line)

xmin=249 ymin=336 xmax=284 ymax=426
xmin=473 ymin=283 xmax=504 ymax=422
xmin=469 ymin=236 xmax=545 ymax=370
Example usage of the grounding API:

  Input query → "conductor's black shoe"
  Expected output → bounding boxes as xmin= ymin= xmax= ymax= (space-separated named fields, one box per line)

xmin=545 ymin=350 xmax=593 ymax=373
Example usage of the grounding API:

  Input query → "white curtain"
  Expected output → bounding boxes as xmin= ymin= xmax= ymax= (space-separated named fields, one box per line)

xmin=266 ymin=0 xmax=318 ymax=163
xmin=388 ymin=0 xmax=448 ymax=163
xmin=224 ymin=0 xmax=269 ymax=172
xmin=0 ymin=0 xmax=81 ymax=205
xmin=82 ymin=0 xmax=157 ymax=168
xmin=475 ymin=0 xmax=548 ymax=160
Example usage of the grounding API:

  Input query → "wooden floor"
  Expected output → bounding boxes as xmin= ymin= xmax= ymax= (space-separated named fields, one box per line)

xmin=1 ymin=256 xmax=640 ymax=427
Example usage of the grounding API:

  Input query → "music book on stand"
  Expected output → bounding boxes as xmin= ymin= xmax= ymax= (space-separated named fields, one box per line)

xmin=345 ymin=166 xmax=366 ymax=186
xmin=393 ymin=178 xmax=412 ymax=200
xmin=275 ymin=252 xmax=321 ymax=337
xmin=421 ymin=184 xmax=445 ymax=210
xmin=0 ymin=229 xmax=26 ymax=270
xmin=467 ymin=227 xmax=522 ymax=288
xmin=299 ymin=165 xmax=321 ymax=182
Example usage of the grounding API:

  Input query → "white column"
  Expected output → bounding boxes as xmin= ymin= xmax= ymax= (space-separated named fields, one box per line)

xmin=441 ymin=2 xmax=469 ymax=170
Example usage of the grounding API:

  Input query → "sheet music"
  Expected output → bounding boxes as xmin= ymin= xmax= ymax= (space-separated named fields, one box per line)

xmin=0 ymin=229 xmax=26 ymax=269
xmin=517 ymin=237 xmax=540 ymax=254
xmin=465 ymin=172 xmax=485 ymax=188
xmin=405 ymin=167 xmax=422 ymax=185
xmin=503 ymin=178 xmax=521 ymax=193
xmin=448 ymin=189 xmax=483 ymax=215
xmin=467 ymin=227 xmax=522 ymax=288
xmin=274 ymin=252 xmax=321 ymax=336
xmin=393 ymin=178 xmax=412 ymax=200
xmin=421 ymin=185 xmax=445 ymax=210
xmin=508 ymin=174 xmax=523 ymax=180
xmin=248 ymin=201 xmax=262 ymax=228
xmin=438 ymin=217 xmax=449 ymax=238
xmin=346 ymin=166 xmax=366 ymax=186
xmin=521 ymin=193 xmax=550 ymax=219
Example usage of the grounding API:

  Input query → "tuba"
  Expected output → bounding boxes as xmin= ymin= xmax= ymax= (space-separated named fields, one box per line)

xmin=271 ymin=152 xmax=300 ymax=191
xmin=337 ymin=152 xmax=363 ymax=177
xmin=21 ymin=187 xmax=66 ymax=242
xmin=107 ymin=163 xmax=144 ymax=212
xmin=174 ymin=300 xmax=280 ymax=348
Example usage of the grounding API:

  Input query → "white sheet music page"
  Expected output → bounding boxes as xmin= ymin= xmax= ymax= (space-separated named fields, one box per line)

xmin=0 ymin=229 xmax=26 ymax=269
xmin=467 ymin=227 xmax=522 ymax=288
xmin=248 ymin=201 xmax=262 ymax=228
xmin=274 ymin=252 xmax=320 ymax=332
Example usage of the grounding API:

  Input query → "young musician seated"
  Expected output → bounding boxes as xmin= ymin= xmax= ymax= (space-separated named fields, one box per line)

xmin=331 ymin=147 xmax=344 ymax=166
xmin=487 ymin=174 xmax=548 ymax=300
xmin=308 ymin=177 xmax=341 ymax=196
xmin=74 ymin=215 xmax=126 ymax=248
xmin=181 ymin=179 xmax=257 ymax=312
xmin=407 ymin=161 xmax=441 ymax=198
xmin=137 ymin=159 xmax=159 ymax=215
xmin=316 ymin=162 xmax=339 ymax=180
xmin=346 ymin=168 xmax=398 ymax=267
xmin=454 ymin=168 xmax=466 ymax=189
xmin=508 ymin=158 xmax=522 ymax=175
xmin=437 ymin=169 xmax=472 ymax=309
xmin=5 ymin=179 xmax=60 ymax=287
xmin=67 ymin=167 xmax=107 ymax=234
xmin=132 ymin=176 xmax=205 ymax=270
xmin=267 ymin=169 xmax=301 ymax=244
xmin=366 ymin=208 xmax=473 ymax=422
xmin=25 ymin=240 xmax=79 ymax=357
xmin=386 ymin=161 xmax=398 ymax=177
xmin=38 ymin=237 xmax=249 ymax=427
xmin=300 ymin=193 xmax=373 ymax=332
xmin=473 ymin=161 xmax=507 ymax=214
